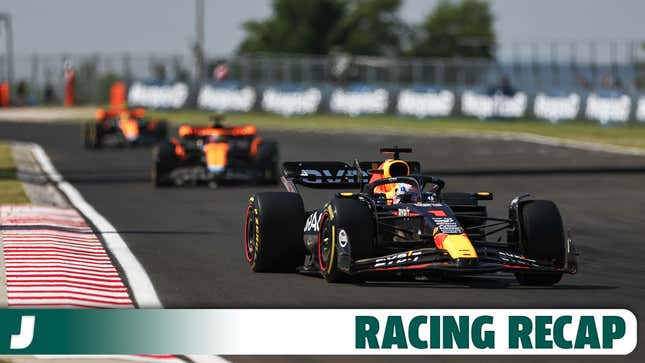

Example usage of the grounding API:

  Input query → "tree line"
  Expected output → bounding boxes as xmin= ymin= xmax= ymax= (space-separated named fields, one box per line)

xmin=238 ymin=0 xmax=495 ymax=58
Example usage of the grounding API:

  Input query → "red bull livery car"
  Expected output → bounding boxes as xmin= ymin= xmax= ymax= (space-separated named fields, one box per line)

xmin=243 ymin=147 xmax=578 ymax=286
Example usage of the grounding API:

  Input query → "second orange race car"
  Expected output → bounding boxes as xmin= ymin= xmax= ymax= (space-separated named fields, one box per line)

xmin=82 ymin=108 xmax=168 ymax=149
xmin=152 ymin=116 xmax=279 ymax=187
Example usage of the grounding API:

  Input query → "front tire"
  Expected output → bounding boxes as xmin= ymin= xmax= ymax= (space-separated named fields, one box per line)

xmin=318 ymin=197 xmax=375 ymax=283
xmin=244 ymin=192 xmax=306 ymax=272
xmin=514 ymin=200 xmax=566 ymax=286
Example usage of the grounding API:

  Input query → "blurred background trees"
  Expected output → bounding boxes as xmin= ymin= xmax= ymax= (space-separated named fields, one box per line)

xmin=238 ymin=0 xmax=346 ymax=54
xmin=238 ymin=0 xmax=495 ymax=58
xmin=409 ymin=0 xmax=495 ymax=58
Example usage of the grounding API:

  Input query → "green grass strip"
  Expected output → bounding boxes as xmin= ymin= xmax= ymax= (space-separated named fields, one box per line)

xmin=0 ymin=142 xmax=30 ymax=204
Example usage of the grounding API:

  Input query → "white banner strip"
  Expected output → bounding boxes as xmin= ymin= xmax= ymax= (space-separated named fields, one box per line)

xmin=195 ymin=309 xmax=636 ymax=355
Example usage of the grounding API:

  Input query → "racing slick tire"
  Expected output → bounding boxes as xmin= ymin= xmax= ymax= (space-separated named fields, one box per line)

xmin=318 ymin=197 xmax=375 ymax=283
xmin=244 ymin=192 xmax=306 ymax=272
xmin=152 ymin=141 xmax=177 ymax=187
xmin=82 ymin=122 xmax=100 ymax=149
xmin=155 ymin=120 xmax=169 ymax=140
xmin=255 ymin=140 xmax=279 ymax=185
xmin=514 ymin=200 xmax=566 ymax=286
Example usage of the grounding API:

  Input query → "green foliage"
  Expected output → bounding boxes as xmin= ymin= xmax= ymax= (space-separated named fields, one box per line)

xmin=238 ymin=0 xmax=404 ymax=56
xmin=409 ymin=0 xmax=495 ymax=57
xmin=238 ymin=0 xmax=494 ymax=57
xmin=238 ymin=0 xmax=346 ymax=54
xmin=330 ymin=0 xmax=405 ymax=56
xmin=0 ymin=142 xmax=30 ymax=204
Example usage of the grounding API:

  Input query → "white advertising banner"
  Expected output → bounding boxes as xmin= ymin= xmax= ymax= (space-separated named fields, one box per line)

xmin=128 ymin=82 xmax=189 ymax=109
xmin=634 ymin=95 xmax=645 ymax=122
xmin=396 ymin=89 xmax=455 ymax=118
xmin=261 ymin=87 xmax=322 ymax=116
xmin=533 ymin=93 xmax=581 ymax=123
xmin=197 ymin=84 xmax=257 ymax=112
xmin=330 ymin=88 xmax=389 ymax=116
xmin=461 ymin=91 xmax=528 ymax=119
xmin=584 ymin=93 xmax=631 ymax=124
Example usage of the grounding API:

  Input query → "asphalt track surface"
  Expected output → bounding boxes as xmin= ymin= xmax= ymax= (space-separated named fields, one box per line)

xmin=1 ymin=121 xmax=644 ymax=362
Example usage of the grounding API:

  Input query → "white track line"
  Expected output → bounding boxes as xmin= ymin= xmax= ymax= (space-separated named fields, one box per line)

xmin=440 ymin=130 xmax=645 ymax=156
xmin=28 ymin=143 xmax=229 ymax=363
xmin=30 ymin=143 xmax=161 ymax=307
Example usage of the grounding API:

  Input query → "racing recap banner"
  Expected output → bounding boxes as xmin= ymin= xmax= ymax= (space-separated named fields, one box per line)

xmin=0 ymin=309 xmax=636 ymax=355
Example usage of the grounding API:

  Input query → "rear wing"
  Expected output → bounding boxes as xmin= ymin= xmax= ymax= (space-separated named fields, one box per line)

xmin=282 ymin=161 xmax=421 ymax=191
xmin=178 ymin=125 xmax=257 ymax=138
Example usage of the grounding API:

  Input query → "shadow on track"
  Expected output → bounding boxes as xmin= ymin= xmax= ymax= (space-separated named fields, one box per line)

xmin=362 ymin=278 xmax=616 ymax=290
xmin=293 ymin=273 xmax=616 ymax=290
xmin=16 ymin=166 xmax=645 ymax=185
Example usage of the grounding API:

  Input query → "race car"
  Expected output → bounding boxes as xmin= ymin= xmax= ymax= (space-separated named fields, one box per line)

xmin=82 ymin=108 xmax=168 ymax=149
xmin=243 ymin=146 xmax=578 ymax=286
xmin=153 ymin=117 xmax=279 ymax=187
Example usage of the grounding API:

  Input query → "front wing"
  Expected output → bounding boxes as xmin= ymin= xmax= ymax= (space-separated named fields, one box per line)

xmin=346 ymin=238 xmax=578 ymax=276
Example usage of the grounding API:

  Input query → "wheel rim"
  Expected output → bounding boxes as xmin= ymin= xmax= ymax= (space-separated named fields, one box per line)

xmin=318 ymin=212 xmax=332 ymax=271
xmin=244 ymin=205 xmax=255 ymax=263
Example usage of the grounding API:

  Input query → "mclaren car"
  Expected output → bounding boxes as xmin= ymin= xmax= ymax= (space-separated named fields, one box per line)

xmin=243 ymin=147 xmax=578 ymax=285
xmin=153 ymin=117 xmax=279 ymax=187
xmin=82 ymin=108 xmax=168 ymax=148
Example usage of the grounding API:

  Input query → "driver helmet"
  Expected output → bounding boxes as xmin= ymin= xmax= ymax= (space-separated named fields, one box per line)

xmin=210 ymin=114 xmax=225 ymax=128
xmin=390 ymin=183 xmax=418 ymax=204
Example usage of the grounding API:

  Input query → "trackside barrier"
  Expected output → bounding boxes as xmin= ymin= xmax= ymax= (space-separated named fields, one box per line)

xmin=396 ymin=88 xmax=455 ymax=118
xmin=584 ymin=92 xmax=631 ymax=124
xmin=261 ymin=87 xmax=322 ymax=116
xmin=636 ymin=96 xmax=645 ymax=123
xmin=461 ymin=90 xmax=528 ymax=119
xmin=533 ymin=93 xmax=581 ymax=123
xmin=128 ymin=81 xmax=189 ymax=109
xmin=197 ymin=83 xmax=256 ymax=112
xmin=329 ymin=86 xmax=389 ymax=116
xmin=122 ymin=81 xmax=645 ymax=124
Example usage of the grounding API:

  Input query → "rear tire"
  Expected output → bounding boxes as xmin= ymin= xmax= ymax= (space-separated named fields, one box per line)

xmin=82 ymin=122 xmax=100 ymax=149
xmin=244 ymin=192 xmax=306 ymax=272
xmin=153 ymin=141 xmax=177 ymax=187
xmin=514 ymin=200 xmax=565 ymax=286
xmin=155 ymin=120 xmax=168 ymax=140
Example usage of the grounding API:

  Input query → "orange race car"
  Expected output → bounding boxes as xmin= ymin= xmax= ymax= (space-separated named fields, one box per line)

xmin=82 ymin=108 xmax=168 ymax=148
xmin=152 ymin=116 xmax=279 ymax=187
